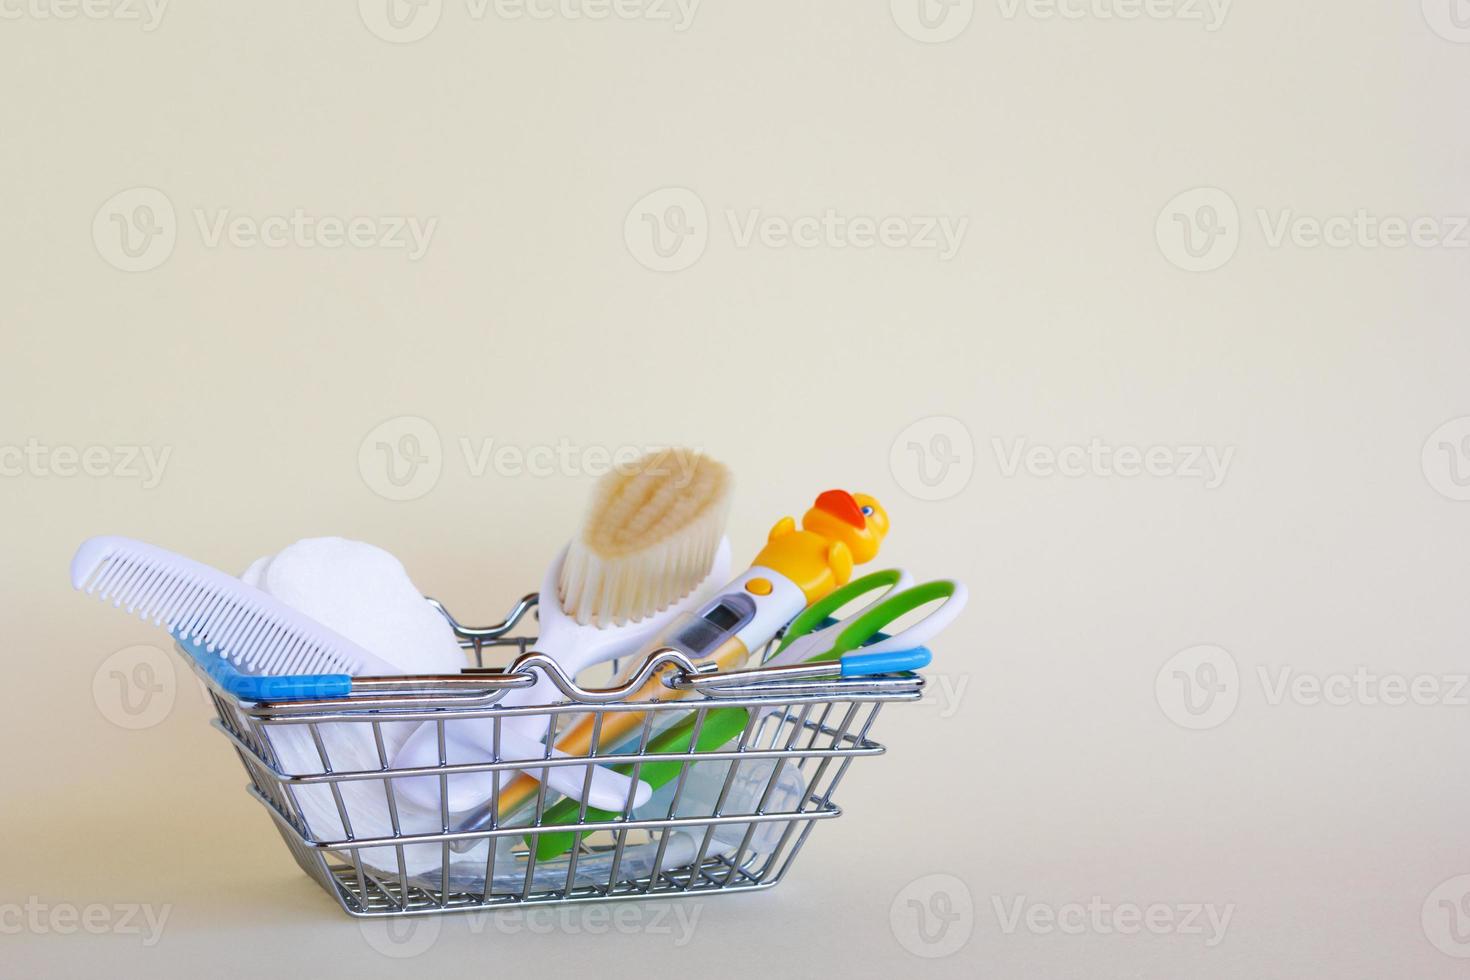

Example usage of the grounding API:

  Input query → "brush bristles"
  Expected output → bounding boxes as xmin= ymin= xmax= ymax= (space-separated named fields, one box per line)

xmin=557 ymin=450 xmax=732 ymax=627
xmin=72 ymin=537 xmax=375 ymax=676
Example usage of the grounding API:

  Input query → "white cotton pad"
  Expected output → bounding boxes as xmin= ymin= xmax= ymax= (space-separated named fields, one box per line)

xmin=240 ymin=554 xmax=270 ymax=589
xmin=239 ymin=537 xmax=469 ymax=876
xmin=257 ymin=537 xmax=465 ymax=676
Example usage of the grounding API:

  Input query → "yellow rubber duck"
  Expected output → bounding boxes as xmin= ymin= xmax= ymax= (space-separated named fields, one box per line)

xmin=755 ymin=489 xmax=890 ymax=604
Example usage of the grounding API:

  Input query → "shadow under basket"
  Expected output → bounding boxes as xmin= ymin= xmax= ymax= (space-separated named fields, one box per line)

xmin=182 ymin=593 xmax=926 ymax=918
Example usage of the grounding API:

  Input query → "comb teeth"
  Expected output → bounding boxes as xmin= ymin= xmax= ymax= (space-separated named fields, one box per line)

xmin=71 ymin=536 xmax=393 ymax=677
xmin=558 ymin=449 xmax=732 ymax=627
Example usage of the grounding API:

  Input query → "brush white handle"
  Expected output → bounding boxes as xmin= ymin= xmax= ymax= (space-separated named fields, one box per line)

xmin=497 ymin=538 xmax=732 ymax=736
xmin=497 ymin=551 xmax=659 ymax=714
xmin=390 ymin=538 xmax=731 ymax=813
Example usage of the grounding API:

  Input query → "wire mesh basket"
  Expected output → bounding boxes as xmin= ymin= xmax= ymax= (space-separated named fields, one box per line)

xmin=182 ymin=593 xmax=925 ymax=918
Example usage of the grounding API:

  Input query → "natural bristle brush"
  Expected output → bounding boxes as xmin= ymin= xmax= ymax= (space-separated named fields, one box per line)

xmin=558 ymin=451 xmax=732 ymax=627
xmin=391 ymin=448 xmax=735 ymax=814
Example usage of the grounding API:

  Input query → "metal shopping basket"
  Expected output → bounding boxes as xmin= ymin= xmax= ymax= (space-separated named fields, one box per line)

xmin=181 ymin=593 xmax=925 ymax=918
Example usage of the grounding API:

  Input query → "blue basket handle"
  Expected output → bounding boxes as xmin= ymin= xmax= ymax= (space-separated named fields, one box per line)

xmin=839 ymin=646 xmax=931 ymax=676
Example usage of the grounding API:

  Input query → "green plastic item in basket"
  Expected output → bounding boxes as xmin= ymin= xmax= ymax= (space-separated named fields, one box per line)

xmin=526 ymin=706 xmax=751 ymax=860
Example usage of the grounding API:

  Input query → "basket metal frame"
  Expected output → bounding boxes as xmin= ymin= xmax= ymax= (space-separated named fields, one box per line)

xmin=184 ymin=593 xmax=923 ymax=918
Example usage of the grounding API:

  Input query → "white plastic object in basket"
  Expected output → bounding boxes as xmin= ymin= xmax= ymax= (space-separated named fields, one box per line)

xmin=71 ymin=535 xmax=400 ymax=676
xmin=389 ymin=539 xmax=731 ymax=814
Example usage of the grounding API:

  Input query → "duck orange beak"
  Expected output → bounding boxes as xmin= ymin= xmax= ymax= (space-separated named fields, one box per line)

xmin=814 ymin=489 xmax=865 ymax=528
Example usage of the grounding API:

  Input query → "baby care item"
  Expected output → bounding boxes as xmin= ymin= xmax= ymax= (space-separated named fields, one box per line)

xmin=72 ymin=535 xmax=464 ymax=876
xmin=391 ymin=450 xmax=732 ymax=815
xmin=493 ymin=488 xmax=891 ymax=817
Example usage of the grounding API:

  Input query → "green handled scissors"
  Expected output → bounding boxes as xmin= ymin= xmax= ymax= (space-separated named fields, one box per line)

xmin=762 ymin=569 xmax=968 ymax=674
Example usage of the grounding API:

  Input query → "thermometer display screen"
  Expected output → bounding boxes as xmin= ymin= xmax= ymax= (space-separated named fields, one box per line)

xmin=702 ymin=602 xmax=742 ymax=632
xmin=668 ymin=593 xmax=758 ymax=658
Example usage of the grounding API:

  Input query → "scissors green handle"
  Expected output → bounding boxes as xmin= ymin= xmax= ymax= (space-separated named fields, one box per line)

xmin=769 ymin=575 xmax=966 ymax=669
xmin=771 ymin=569 xmax=912 ymax=659
xmin=524 ymin=572 xmax=963 ymax=860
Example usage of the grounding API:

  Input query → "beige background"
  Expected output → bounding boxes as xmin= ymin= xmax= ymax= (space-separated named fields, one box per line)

xmin=3 ymin=1 xmax=1470 ymax=976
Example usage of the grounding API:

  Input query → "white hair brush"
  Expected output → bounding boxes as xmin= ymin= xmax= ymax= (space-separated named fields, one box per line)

xmin=391 ymin=449 xmax=734 ymax=813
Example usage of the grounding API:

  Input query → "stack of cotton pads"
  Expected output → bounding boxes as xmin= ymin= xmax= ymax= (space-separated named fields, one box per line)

xmin=242 ymin=537 xmax=471 ymax=876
